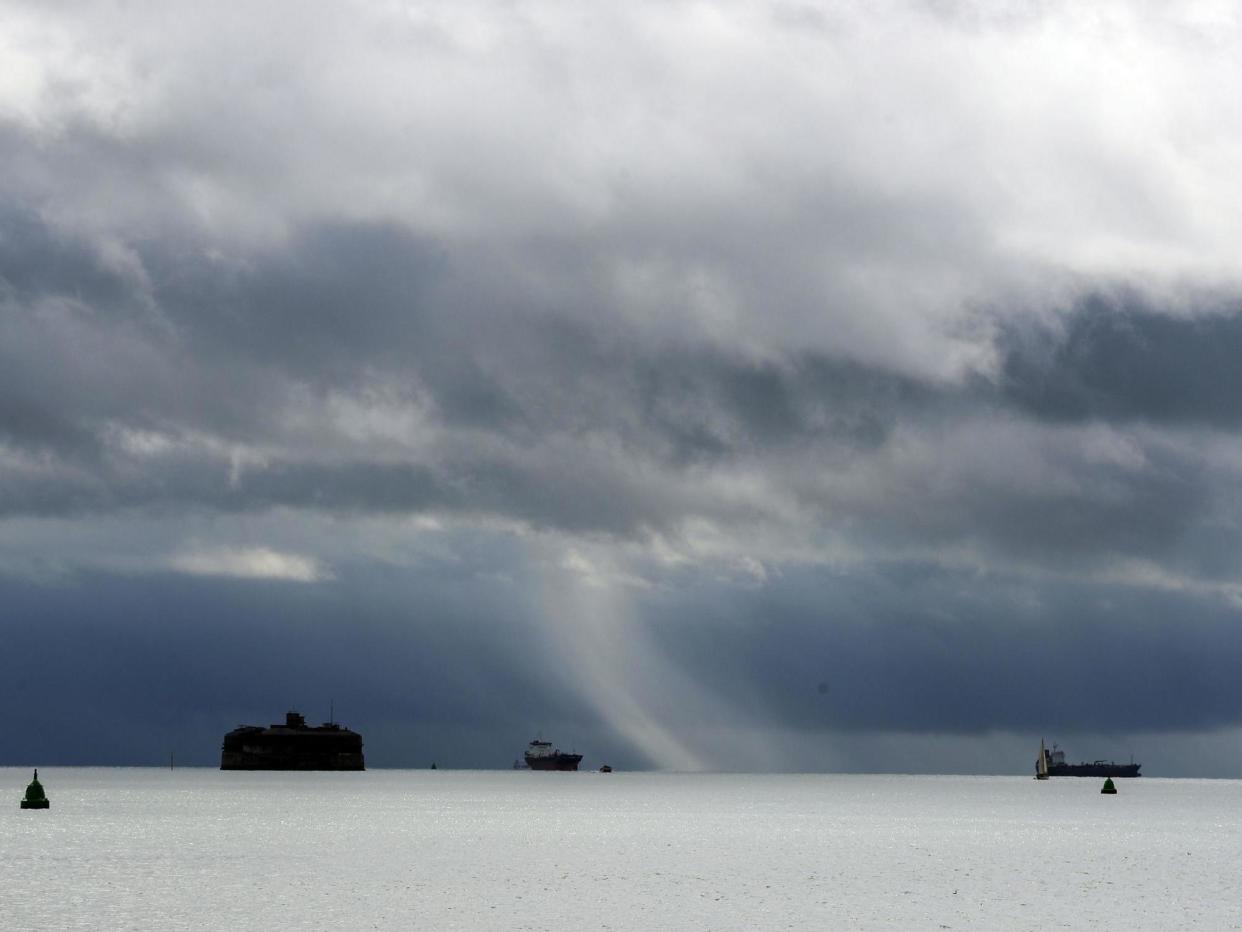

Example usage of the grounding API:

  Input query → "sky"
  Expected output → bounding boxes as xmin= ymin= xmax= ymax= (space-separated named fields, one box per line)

xmin=4 ymin=0 xmax=1242 ymax=774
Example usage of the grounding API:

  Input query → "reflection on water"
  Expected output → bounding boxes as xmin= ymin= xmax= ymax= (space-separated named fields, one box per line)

xmin=3 ymin=769 xmax=1239 ymax=930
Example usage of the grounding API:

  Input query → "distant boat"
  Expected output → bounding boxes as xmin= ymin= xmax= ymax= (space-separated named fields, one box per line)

xmin=1036 ymin=741 xmax=1140 ymax=778
xmin=1035 ymin=739 xmax=1049 ymax=780
xmin=523 ymin=738 xmax=582 ymax=771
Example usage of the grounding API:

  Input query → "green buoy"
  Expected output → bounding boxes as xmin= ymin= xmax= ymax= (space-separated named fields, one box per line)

xmin=20 ymin=769 xmax=49 ymax=810
xmin=1101 ymin=777 xmax=1117 ymax=795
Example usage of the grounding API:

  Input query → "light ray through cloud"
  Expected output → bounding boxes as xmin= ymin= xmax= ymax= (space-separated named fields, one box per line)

xmin=535 ymin=546 xmax=713 ymax=771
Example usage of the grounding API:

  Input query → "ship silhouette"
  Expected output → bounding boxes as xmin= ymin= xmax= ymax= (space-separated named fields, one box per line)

xmin=1036 ymin=741 xmax=1139 ymax=778
xmin=523 ymin=737 xmax=582 ymax=771
xmin=221 ymin=711 xmax=364 ymax=770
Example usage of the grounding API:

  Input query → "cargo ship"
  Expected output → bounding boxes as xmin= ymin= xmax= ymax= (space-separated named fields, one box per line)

xmin=221 ymin=711 xmax=364 ymax=770
xmin=1036 ymin=741 xmax=1140 ymax=778
xmin=523 ymin=738 xmax=582 ymax=771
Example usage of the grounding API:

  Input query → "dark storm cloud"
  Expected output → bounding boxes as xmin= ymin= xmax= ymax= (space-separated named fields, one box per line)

xmin=846 ymin=429 xmax=1212 ymax=570
xmin=147 ymin=215 xmax=933 ymax=463
xmin=641 ymin=563 xmax=1242 ymax=736
xmin=161 ymin=221 xmax=448 ymax=381
xmin=0 ymin=207 xmax=933 ymax=527
xmin=0 ymin=210 xmax=281 ymax=460
xmin=999 ymin=297 xmax=1242 ymax=427
xmin=0 ymin=564 xmax=618 ymax=768
xmin=0 ymin=203 xmax=1238 ymax=579
xmin=0 ymin=204 xmax=136 ymax=311
xmin=5 ymin=547 xmax=1242 ymax=771
xmin=6 ymin=1 xmax=1242 ymax=771
xmin=4 ymin=198 xmax=1242 ymax=592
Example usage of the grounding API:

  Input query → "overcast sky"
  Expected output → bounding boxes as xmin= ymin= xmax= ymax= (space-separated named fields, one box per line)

xmin=5 ymin=0 xmax=1242 ymax=773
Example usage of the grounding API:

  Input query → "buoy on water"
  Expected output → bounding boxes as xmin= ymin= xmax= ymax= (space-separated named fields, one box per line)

xmin=1101 ymin=777 xmax=1117 ymax=795
xmin=20 ymin=769 xmax=50 ymax=810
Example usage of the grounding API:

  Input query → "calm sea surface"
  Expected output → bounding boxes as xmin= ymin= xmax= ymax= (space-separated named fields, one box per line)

xmin=2 ymin=769 xmax=1239 ymax=930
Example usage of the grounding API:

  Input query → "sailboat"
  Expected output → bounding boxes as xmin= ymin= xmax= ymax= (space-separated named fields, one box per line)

xmin=1035 ymin=738 xmax=1050 ymax=780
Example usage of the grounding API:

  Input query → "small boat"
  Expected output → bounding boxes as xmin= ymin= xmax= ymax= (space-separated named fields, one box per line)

xmin=1035 ymin=739 xmax=1049 ymax=780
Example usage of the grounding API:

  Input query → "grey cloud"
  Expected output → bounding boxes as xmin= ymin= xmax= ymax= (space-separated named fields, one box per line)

xmin=8 ymin=555 xmax=1239 ymax=770
xmin=160 ymin=221 xmax=448 ymax=381
xmin=0 ymin=208 xmax=927 ymax=513
xmin=6 ymin=1 xmax=1242 ymax=771
xmin=999 ymin=298 xmax=1242 ymax=428
xmin=1 ymin=206 xmax=1237 ymax=579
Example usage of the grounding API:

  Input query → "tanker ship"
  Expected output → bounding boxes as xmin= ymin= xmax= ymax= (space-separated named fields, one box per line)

xmin=523 ymin=737 xmax=582 ymax=771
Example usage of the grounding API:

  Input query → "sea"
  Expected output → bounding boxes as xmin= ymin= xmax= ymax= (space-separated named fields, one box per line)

xmin=3 ymin=768 xmax=1239 ymax=930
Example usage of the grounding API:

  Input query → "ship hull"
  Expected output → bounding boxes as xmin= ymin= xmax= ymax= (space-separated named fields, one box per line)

xmin=1048 ymin=763 xmax=1141 ymax=778
xmin=525 ymin=754 xmax=583 ymax=771
xmin=220 ymin=754 xmax=364 ymax=771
